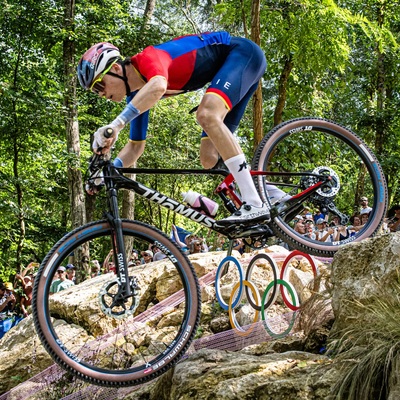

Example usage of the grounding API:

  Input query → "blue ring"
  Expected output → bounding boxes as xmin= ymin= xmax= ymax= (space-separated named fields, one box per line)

xmin=215 ymin=256 xmax=244 ymax=311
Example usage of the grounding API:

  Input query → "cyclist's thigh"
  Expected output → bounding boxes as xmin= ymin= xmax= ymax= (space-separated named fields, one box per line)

xmin=206 ymin=37 xmax=266 ymax=108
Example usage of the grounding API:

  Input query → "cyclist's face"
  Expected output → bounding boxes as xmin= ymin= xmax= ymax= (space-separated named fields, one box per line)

xmin=92 ymin=67 xmax=126 ymax=103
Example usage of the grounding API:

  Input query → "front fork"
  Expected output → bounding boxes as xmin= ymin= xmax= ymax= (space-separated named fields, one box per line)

xmin=105 ymin=185 xmax=132 ymax=299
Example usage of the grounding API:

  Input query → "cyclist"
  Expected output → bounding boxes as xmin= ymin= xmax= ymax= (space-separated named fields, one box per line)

xmin=77 ymin=32 xmax=287 ymax=226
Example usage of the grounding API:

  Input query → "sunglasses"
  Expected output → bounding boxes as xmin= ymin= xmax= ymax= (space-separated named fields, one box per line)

xmin=57 ymin=270 xmax=64 ymax=273
xmin=89 ymin=62 xmax=115 ymax=94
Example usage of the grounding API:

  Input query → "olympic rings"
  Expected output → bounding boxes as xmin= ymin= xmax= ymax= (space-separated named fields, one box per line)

xmin=228 ymin=280 xmax=260 ymax=337
xmin=215 ymin=256 xmax=244 ymax=311
xmin=215 ymin=250 xmax=319 ymax=338
xmin=279 ymin=250 xmax=319 ymax=311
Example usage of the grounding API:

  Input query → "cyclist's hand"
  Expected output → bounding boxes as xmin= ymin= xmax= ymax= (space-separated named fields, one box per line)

xmin=93 ymin=118 xmax=124 ymax=154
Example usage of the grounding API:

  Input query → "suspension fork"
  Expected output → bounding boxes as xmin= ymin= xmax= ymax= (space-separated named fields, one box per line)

xmin=105 ymin=173 xmax=132 ymax=297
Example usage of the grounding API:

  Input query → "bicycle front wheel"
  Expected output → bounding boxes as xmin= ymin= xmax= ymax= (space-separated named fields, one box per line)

xmin=32 ymin=220 xmax=200 ymax=387
xmin=252 ymin=117 xmax=387 ymax=257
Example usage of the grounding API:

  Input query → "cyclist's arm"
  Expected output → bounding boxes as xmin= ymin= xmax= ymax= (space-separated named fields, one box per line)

xmin=129 ymin=76 xmax=167 ymax=114
xmin=117 ymin=141 xmax=146 ymax=167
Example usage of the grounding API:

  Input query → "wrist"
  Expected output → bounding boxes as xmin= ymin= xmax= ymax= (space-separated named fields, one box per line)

xmin=117 ymin=103 xmax=140 ymax=125
xmin=113 ymin=157 xmax=124 ymax=168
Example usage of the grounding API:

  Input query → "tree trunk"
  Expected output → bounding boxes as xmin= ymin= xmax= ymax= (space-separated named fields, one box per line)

xmin=250 ymin=0 xmax=263 ymax=148
xmin=122 ymin=179 xmax=135 ymax=260
xmin=11 ymin=46 xmax=25 ymax=271
xmin=63 ymin=0 xmax=88 ymax=282
xmin=273 ymin=56 xmax=293 ymax=126
xmin=141 ymin=0 xmax=156 ymax=32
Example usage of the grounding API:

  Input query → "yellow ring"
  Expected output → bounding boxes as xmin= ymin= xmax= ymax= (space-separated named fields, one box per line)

xmin=229 ymin=280 xmax=260 ymax=337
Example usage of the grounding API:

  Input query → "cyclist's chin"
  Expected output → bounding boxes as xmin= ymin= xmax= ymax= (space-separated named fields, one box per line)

xmin=107 ymin=94 xmax=124 ymax=103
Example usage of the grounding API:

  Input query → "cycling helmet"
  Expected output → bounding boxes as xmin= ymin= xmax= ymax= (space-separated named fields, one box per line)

xmin=77 ymin=42 xmax=121 ymax=90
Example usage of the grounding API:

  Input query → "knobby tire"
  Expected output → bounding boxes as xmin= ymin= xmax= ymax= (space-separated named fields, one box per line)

xmin=32 ymin=219 xmax=200 ymax=387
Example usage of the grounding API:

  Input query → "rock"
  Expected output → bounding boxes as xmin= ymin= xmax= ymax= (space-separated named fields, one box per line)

xmin=5 ymin=236 xmax=400 ymax=400
xmin=330 ymin=233 xmax=400 ymax=333
xmin=140 ymin=348 xmax=335 ymax=400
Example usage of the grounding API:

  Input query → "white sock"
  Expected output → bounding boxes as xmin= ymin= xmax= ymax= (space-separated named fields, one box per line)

xmin=225 ymin=154 xmax=263 ymax=207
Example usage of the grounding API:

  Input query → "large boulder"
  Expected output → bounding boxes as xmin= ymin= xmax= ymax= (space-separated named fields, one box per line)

xmin=330 ymin=233 xmax=400 ymax=333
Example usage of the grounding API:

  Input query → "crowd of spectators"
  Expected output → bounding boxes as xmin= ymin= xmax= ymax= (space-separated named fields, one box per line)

xmin=292 ymin=196 xmax=374 ymax=242
xmin=171 ymin=225 xmax=210 ymax=254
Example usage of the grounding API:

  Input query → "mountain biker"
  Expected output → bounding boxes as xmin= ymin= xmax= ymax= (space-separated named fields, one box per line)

xmin=77 ymin=31 xmax=287 ymax=226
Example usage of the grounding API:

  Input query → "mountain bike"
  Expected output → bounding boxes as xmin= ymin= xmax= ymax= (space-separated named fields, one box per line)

xmin=32 ymin=117 xmax=387 ymax=387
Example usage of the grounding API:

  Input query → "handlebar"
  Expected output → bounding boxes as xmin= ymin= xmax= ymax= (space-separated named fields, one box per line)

xmin=104 ymin=127 xmax=114 ymax=138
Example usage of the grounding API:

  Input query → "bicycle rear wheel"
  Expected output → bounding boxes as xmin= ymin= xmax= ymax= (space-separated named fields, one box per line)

xmin=252 ymin=117 xmax=387 ymax=257
xmin=32 ymin=219 xmax=200 ymax=387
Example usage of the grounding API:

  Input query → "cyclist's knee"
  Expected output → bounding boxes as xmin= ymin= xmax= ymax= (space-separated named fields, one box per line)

xmin=196 ymin=100 xmax=226 ymax=132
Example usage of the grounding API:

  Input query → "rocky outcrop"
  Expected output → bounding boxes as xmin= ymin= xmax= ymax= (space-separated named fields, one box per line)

xmin=330 ymin=233 xmax=400 ymax=333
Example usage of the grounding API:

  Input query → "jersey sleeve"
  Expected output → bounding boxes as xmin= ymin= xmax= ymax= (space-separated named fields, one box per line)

xmin=132 ymin=47 xmax=173 ymax=81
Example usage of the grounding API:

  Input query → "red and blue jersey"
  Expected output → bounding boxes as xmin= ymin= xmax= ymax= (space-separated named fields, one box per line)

xmin=131 ymin=31 xmax=231 ymax=91
xmin=128 ymin=31 xmax=266 ymax=141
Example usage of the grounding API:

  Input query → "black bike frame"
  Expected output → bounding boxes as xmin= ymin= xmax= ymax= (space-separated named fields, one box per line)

xmin=108 ymin=166 xmax=328 ymax=229
xmin=100 ymin=163 xmax=329 ymax=298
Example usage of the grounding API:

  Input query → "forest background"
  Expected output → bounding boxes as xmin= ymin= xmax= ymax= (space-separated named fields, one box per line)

xmin=0 ymin=0 xmax=399 ymax=281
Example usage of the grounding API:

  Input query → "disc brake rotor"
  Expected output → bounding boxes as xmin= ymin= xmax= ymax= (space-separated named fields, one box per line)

xmin=98 ymin=276 xmax=140 ymax=319
xmin=312 ymin=166 xmax=340 ymax=198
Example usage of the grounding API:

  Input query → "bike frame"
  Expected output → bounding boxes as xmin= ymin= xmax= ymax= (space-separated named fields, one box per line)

xmin=99 ymin=162 xmax=330 ymax=298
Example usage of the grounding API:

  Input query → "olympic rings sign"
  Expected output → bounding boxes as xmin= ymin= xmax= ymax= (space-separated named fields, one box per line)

xmin=214 ymin=251 xmax=319 ymax=338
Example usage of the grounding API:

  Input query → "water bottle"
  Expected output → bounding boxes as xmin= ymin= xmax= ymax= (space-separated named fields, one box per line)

xmin=182 ymin=190 xmax=219 ymax=217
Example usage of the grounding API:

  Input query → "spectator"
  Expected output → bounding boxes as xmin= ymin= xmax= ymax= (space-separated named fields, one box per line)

xmin=304 ymin=219 xmax=316 ymax=240
xmin=348 ymin=214 xmax=362 ymax=236
xmin=330 ymin=215 xmax=340 ymax=227
xmin=50 ymin=267 xmax=74 ymax=294
xmin=387 ymin=205 xmax=400 ymax=232
xmin=91 ymin=265 xmax=101 ymax=278
xmin=151 ymin=245 xmax=167 ymax=261
xmin=0 ymin=282 xmax=16 ymax=313
xmin=102 ymin=250 xmax=117 ymax=273
xmin=131 ymin=249 xmax=140 ymax=264
xmin=215 ymin=233 xmax=228 ymax=251
xmin=359 ymin=196 xmax=373 ymax=215
xmin=233 ymin=238 xmax=245 ymax=254
xmin=66 ymin=264 xmax=76 ymax=283
xmin=302 ymin=208 xmax=313 ymax=221
xmin=313 ymin=209 xmax=327 ymax=224
xmin=189 ymin=240 xmax=204 ymax=254
xmin=171 ymin=225 xmax=190 ymax=253
xmin=141 ymin=250 xmax=153 ymax=264
xmin=91 ymin=260 xmax=101 ymax=277
xmin=15 ymin=273 xmax=33 ymax=317
xmin=315 ymin=218 xmax=335 ymax=242
xmin=294 ymin=219 xmax=306 ymax=235
xmin=360 ymin=212 xmax=369 ymax=226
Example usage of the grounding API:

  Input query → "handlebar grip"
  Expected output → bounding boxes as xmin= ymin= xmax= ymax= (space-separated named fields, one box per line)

xmin=104 ymin=128 xmax=114 ymax=138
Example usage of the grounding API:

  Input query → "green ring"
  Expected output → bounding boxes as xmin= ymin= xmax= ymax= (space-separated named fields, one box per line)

xmin=261 ymin=279 xmax=297 ymax=338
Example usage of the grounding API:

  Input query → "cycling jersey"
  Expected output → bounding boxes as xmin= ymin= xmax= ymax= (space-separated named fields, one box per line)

xmin=128 ymin=31 xmax=266 ymax=142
